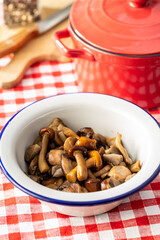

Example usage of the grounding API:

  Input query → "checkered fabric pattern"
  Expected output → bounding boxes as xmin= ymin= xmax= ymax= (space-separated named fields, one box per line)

xmin=0 ymin=2 xmax=160 ymax=239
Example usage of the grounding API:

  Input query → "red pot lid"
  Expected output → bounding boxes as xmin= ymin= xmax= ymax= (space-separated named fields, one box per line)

xmin=70 ymin=0 xmax=160 ymax=55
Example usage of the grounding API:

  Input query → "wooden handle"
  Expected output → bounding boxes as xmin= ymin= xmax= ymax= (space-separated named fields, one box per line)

xmin=0 ymin=20 xmax=71 ymax=89
xmin=0 ymin=23 xmax=39 ymax=58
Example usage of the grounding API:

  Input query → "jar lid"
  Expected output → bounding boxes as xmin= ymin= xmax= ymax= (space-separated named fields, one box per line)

xmin=70 ymin=0 xmax=160 ymax=55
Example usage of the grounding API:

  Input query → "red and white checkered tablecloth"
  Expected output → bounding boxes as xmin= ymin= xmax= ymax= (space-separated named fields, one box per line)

xmin=0 ymin=2 xmax=160 ymax=239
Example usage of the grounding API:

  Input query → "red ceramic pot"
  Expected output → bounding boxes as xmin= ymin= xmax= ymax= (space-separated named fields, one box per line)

xmin=53 ymin=0 xmax=160 ymax=109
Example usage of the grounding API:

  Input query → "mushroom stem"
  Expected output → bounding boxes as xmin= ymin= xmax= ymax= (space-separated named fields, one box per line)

xmin=38 ymin=127 xmax=54 ymax=173
xmin=115 ymin=133 xmax=132 ymax=164
xmin=94 ymin=165 xmax=111 ymax=177
xmin=38 ymin=134 xmax=50 ymax=173
xmin=73 ymin=150 xmax=88 ymax=181
xmin=66 ymin=166 xmax=77 ymax=183
xmin=87 ymin=150 xmax=103 ymax=170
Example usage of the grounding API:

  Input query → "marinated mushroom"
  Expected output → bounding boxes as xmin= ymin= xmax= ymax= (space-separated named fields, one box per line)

xmin=24 ymin=117 xmax=141 ymax=193
xmin=25 ymin=144 xmax=41 ymax=163
xmin=72 ymin=148 xmax=88 ymax=181
xmin=86 ymin=150 xmax=103 ymax=170
xmin=103 ymin=153 xmax=123 ymax=166
xmin=48 ymin=149 xmax=64 ymax=166
xmin=125 ymin=173 xmax=136 ymax=182
xmin=115 ymin=133 xmax=132 ymax=164
xmin=101 ymin=178 xmax=110 ymax=190
xmin=109 ymin=177 xmax=121 ymax=188
xmin=75 ymin=136 xmax=97 ymax=149
xmin=38 ymin=127 xmax=54 ymax=173
xmin=64 ymin=137 xmax=77 ymax=152
xmin=62 ymin=182 xmax=88 ymax=193
xmin=28 ymin=155 xmax=38 ymax=175
xmin=84 ymin=178 xmax=101 ymax=192
xmin=77 ymin=127 xmax=94 ymax=138
xmin=108 ymin=166 xmax=132 ymax=183
xmin=94 ymin=165 xmax=111 ymax=178
xmin=105 ymin=145 xmax=121 ymax=154
xmin=129 ymin=160 xmax=141 ymax=173
xmin=61 ymin=154 xmax=74 ymax=176
xmin=51 ymin=165 xmax=64 ymax=177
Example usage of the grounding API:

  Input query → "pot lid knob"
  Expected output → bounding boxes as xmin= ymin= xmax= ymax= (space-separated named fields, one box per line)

xmin=128 ymin=0 xmax=150 ymax=7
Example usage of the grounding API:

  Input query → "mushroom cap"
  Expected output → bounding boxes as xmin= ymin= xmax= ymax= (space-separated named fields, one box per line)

xmin=39 ymin=127 xmax=54 ymax=140
xmin=48 ymin=149 xmax=65 ymax=166
xmin=68 ymin=145 xmax=87 ymax=158
xmin=77 ymin=127 xmax=94 ymax=138
xmin=108 ymin=166 xmax=132 ymax=182
xmin=75 ymin=137 xmax=97 ymax=149
xmin=84 ymin=178 xmax=101 ymax=192
xmin=25 ymin=144 xmax=41 ymax=163
xmin=63 ymin=137 xmax=77 ymax=152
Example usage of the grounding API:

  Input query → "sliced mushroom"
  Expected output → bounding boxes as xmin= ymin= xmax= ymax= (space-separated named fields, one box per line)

xmin=103 ymin=153 xmax=123 ymax=166
xmin=120 ymin=161 xmax=127 ymax=167
xmin=48 ymin=149 xmax=64 ymax=166
xmin=125 ymin=173 xmax=136 ymax=182
xmin=75 ymin=137 xmax=97 ymax=149
xmin=25 ymin=144 xmax=41 ymax=163
xmin=58 ymin=123 xmax=79 ymax=138
xmin=106 ymin=137 xmax=116 ymax=147
xmin=64 ymin=137 xmax=77 ymax=152
xmin=93 ymin=133 xmax=106 ymax=145
xmin=101 ymin=178 xmax=110 ymax=190
xmin=42 ymin=177 xmax=56 ymax=186
xmin=62 ymin=182 xmax=88 ymax=193
xmin=109 ymin=177 xmax=121 ymax=188
xmin=84 ymin=178 xmax=101 ymax=192
xmin=48 ymin=117 xmax=64 ymax=129
xmin=33 ymin=135 xmax=42 ymax=146
xmin=101 ymin=177 xmax=121 ymax=189
xmin=108 ymin=166 xmax=132 ymax=183
xmin=28 ymin=155 xmax=38 ymax=175
xmin=98 ymin=147 xmax=105 ymax=156
xmin=54 ymin=131 xmax=64 ymax=146
xmin=94 ymin=165 xmax=111 ymax=177
xmin=48 ymin=118 xmax=64 ymax=146
xmin=77 ymin=127 xmax=94 ymax=138
xmin=38 ymin=127 xmax=54 ymax=173
xmin=105 ymin=145 xmax=120 ymax=154
xmin=58 ymin=180 xmax=71 ymax=190
xmin=51 ymin=165 xmax=64 ymax=177
xmin=129 ymin=160 xmax=141 ymax=173
xmin=57 ymin=129 xmax=67 ymax=143
xmin=46 ymin=178 xmax=63 ymax=189
xmin=115 ymin=133 xmax=133 ymax=164
xmin=61 ymin=154 xmax=73 ymax=175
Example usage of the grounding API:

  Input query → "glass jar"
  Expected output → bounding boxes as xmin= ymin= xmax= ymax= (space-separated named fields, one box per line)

xmin=3 ymin=0 xmax=41 ymax=27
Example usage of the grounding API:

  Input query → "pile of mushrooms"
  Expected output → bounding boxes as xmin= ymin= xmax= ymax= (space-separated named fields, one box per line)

xmin=24 ymin=118 xmax=141 ymax=193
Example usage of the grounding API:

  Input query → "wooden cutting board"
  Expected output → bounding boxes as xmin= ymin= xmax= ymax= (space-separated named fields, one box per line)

xmin=0 ymin=1 xmax=74 ymax=89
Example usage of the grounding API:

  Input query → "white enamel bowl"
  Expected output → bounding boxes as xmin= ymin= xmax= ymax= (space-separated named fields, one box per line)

xmin=0 ymin=93 xmax=160 ymax=217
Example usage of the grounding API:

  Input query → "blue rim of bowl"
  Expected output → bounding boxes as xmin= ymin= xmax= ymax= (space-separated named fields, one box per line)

xmin=0 ymin=93 xmax=160 ymax=206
